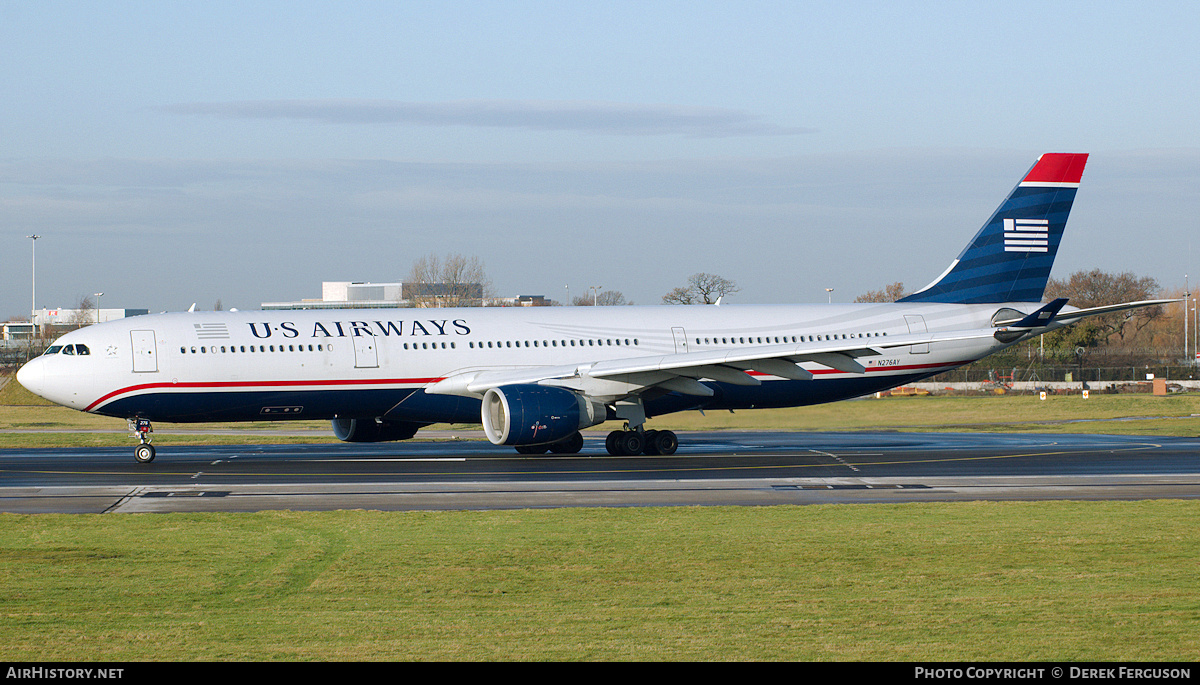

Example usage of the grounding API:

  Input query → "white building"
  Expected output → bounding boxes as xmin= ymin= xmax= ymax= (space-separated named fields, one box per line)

xmin=32 ymin=308 xmax=149 ymax=327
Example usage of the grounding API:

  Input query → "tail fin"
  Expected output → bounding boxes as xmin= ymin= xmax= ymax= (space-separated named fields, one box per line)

xmin=899 ymin=153 xmax=1088 ymax=304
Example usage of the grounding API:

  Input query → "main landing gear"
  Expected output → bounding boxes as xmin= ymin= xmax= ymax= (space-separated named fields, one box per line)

xmin=605 ymin=428 xmax=678 ymax=456
xmin=510 ymin=427 xmax=679 ymax=456
xmin=128 ymin=418 xmax=156 ymax=463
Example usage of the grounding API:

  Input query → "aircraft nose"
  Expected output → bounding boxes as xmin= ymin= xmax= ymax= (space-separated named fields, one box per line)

xmin=15 ymin=356 xmax=45 ymax=399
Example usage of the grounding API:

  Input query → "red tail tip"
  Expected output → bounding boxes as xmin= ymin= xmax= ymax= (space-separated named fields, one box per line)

xmin=1023 ymin=153 xmax=1089 ymax=184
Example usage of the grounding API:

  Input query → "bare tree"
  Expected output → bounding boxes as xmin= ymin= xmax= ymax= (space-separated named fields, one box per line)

xmin=573 ymin=290 xmax=630 ymax=306
xmin=1044 ymin=269 xmax=1163 ymax=345
xmin=854 ymin=282 xmax=907 ymax=303
xmin=662 ymin=273 xmax=739 ymax=305
xmin=405 ymin=253 xmax=492 ymax=307
xmin=68 ymin=295 xmax=96 ymax=328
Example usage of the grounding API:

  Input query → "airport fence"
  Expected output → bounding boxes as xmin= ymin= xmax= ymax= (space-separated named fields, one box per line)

xmin=0 ymin=341 xmax=41 ymax=369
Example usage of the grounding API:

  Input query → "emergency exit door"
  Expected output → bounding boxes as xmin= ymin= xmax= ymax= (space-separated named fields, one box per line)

xmin=131 ymin=330 xmax=158 ymax=372
xmin=353 ymin=335 xmax=379 ymax=368
xmin=671 ymin=327 xmax=689 ymax=354
xmin=903 ymin=315 xmax=929 ymax=354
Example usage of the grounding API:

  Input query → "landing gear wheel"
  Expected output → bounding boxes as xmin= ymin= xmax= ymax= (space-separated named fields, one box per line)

xmin=605 ymin=430 xmax=644 ymax=456
xmin=515 ymin=444 xmax=549 ymax=455
xmin=649 ymin=430 xmax=678 ymax=456
xmin=548 ymin=431 xmax=584 ymax=454
xmin=642 ymin=430 xmax=660 ymax=455
xmin=134 ymin=443 xmax=156 ymax=464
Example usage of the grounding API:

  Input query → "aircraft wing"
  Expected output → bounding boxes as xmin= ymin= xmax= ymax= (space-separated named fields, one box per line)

xmin=426 ymin=328 xmax=998 ymax=401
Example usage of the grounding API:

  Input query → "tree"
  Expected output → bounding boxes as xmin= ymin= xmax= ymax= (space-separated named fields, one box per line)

xmin=405 ymin=253 xmax=492 ymax=307
xmin=68 ymin=295 xmax=96 ymax=328
xmin=573 ymin=290 xmax=630 ymax=306
xmin=662 ymin=273 xmax=739 ymax=305
xmin=854 ymin=282 xmax=907 ymax=303
xmin=1044 ymin=269 xmax=1163 ymax=346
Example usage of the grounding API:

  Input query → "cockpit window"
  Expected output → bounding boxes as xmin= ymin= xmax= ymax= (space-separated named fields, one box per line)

xmin=41 ymin=343 xmax=89 ymax=356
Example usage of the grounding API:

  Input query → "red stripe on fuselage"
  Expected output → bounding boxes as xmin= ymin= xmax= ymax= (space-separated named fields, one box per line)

xmin=85 ymin=377 xmax=443 ymax=412
xmin=747 ymin=359 xmax=969 ymax=377
xmin=87 ymin=359 xmax=972 ymax=413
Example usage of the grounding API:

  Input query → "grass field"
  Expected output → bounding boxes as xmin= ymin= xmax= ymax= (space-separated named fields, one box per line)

xmin=2 ymin=502 xmax=1198 ymax=661
xmin=2 ymin=371 xmax=1198 ymax=661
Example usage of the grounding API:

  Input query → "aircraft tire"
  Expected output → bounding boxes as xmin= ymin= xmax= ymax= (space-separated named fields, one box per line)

xmin=651 ymin=430 xmax=678 ymax=456
xmin=606 ymin=430 xmax=645 ymax=456
xmin=642 ymin=430 xmax=660 ymax=455
xmin=605 ymin=431 xmax=621 ymax=455
xmin=617 ymin=431 xmax=643 ymax=456
xmin=548 ymin=432 xmax=584 ymax=454
xmin=134 ymin=444 xmax=156 ymax=464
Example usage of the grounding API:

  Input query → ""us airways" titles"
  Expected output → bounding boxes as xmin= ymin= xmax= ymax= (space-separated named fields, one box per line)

xmin=247 ymin=319 xmax=472 ymax=339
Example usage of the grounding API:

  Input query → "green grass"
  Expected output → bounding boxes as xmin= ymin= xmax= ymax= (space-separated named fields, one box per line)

xmin=3 ymin=373 xmax=1199 ymax=660
xmin=1 ymin=502 xmax=1198 ymax=661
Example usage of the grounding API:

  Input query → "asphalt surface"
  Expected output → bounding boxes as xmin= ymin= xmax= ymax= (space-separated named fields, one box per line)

xmin=3 ymin=430 xmax=1199 ymax=513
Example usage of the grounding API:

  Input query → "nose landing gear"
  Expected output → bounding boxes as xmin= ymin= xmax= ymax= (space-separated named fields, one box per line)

xmin=128 ymin=418 xmax=156 ymax=463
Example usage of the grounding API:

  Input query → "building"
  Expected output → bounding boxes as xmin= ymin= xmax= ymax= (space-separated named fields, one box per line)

xmin=1 ymin=322 xmax=35 ymax=341
xmin=263 ymin=281 xmax=503 ymax=310
xmin=32 ymin=308 xmax=149 ymax=327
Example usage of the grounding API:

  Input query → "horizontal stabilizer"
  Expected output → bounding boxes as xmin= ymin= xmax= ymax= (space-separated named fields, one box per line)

xmin=1011 ymin=298 xmax=1069 ymax=328
xmin=1053 ymin=299 xmax=1175 ymax=322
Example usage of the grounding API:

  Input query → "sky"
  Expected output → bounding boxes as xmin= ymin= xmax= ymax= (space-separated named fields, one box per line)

xmin=3 ymin=1 xmax=1199 ymax=320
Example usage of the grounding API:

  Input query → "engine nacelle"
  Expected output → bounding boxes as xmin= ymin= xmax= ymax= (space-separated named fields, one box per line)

xmin=481 ymin=384 xmax=607 ymax=446
xmin=331 ymin=418 xmax=424 ymax=443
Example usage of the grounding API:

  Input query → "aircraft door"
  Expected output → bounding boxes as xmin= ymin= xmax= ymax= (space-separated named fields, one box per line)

xmin=131 ymin=330 xmax=159 ymax=372
xmin=903 ymin=315 xmax=929 ymax=354
xmin=671 ymin=327 xmax=689 ymax=354
xmin=353 ymin=334 xmax=379 ymax=368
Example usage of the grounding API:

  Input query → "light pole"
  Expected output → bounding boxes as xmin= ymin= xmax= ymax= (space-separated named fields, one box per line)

xmin=93 ymin=292 xmax=104 ymax=325
xmin=27 ymin=235 xmax=40 ymax=334
xmin=565 ymin=285 xmax=569 ymax=306
xmin=590 ymin=286 xmax=602 ymax=307
xmin=825 ymin=288 xmax=834 ymax=304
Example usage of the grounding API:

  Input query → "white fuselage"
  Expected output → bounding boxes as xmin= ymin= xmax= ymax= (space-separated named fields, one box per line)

xmin=17 ymin=301 xmax=1027 ymax=425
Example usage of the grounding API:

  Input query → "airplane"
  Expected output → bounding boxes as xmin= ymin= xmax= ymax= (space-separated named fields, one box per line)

xmin=15 ymin=153 xmax=1172 ymax=463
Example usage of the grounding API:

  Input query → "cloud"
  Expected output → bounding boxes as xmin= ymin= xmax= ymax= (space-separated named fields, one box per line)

xmin=158 ymin=99 xmax=813 ymax=138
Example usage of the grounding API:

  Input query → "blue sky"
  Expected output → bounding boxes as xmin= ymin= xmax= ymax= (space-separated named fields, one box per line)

xmin=3 ymin=1 xmax=1198 ymax=319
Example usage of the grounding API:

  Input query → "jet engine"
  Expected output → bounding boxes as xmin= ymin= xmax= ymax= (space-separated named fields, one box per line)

xmin=481 ymin=384 xmax=607 ymax=446
xmin=331 ymin=418 xmax=424 ymax=442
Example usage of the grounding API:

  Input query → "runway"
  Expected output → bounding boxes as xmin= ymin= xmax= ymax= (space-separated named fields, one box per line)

xmin=2 ymin=431 xmax=1199 ymax=513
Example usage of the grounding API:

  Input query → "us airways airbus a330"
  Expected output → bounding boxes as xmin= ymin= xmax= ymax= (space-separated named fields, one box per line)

xmin=17 ymin=153 xmax=1169 ymax=462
